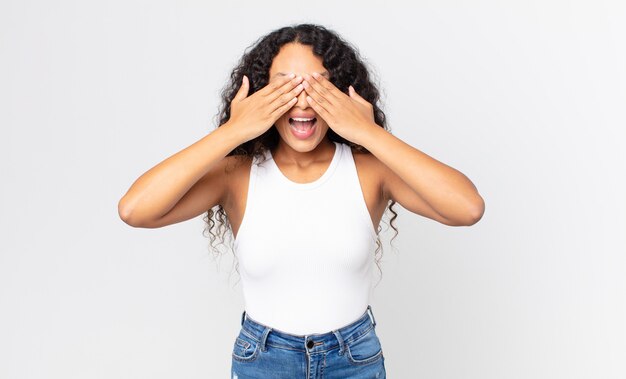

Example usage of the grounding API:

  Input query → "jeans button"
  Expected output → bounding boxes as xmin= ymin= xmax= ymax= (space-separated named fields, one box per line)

xmin=306 ymin=339 xmax=314 ymax=349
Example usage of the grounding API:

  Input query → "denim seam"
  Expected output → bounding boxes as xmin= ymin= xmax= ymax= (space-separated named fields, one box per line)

xmin=235 ymin=337 xmax=250 ymax=349
xmin=345 ymin=344 xmax=383 ymax=366
xmin=232 ymin=339 xmax=261 ymax=362
xmin=239 ymin=319 xmax=373 ymax=352
xmin=344 ymin=324 xmax=374 ymax=345
xmin=240 ymin=327 xmax=260 ymax=342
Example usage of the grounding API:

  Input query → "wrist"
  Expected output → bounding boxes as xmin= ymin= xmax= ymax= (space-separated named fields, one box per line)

xmin=354 ymin=121 xmax=383 ymax=148
xmin=219 ymin=120 xmax=250 ymax=146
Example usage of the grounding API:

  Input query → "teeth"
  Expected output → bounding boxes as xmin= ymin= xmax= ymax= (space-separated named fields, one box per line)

xmin=292 ymin=117 xmax=315 ymax=122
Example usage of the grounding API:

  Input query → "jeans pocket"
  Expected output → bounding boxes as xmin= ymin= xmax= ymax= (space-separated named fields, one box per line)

xmin=231 ymin=329 xmax=261 ymax=363
xmin=345 ymin=325 xmax=384 ymax=366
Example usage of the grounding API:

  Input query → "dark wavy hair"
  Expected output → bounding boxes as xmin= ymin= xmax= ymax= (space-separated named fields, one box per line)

xmin=203 ymin=23 xmax=399 ymax=289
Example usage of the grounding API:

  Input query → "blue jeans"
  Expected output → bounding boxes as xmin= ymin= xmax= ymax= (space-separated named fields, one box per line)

xmin=231 ymin=305 xmax=386 ymax=378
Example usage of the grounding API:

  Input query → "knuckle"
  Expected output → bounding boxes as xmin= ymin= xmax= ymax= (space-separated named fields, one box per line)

xmin=277 ymin=83 xmax=288 ymax=93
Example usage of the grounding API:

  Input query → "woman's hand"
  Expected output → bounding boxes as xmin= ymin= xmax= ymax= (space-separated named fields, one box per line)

xmin=302 ymin=72 xmax=377 ymax=144
xmin=228 ymin=73 xmax=304 ymax=142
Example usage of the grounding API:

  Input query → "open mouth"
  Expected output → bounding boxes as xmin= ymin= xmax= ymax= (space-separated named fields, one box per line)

xmin=288 ymin=117 xmax=317 ymax=129
xmin=288 ymin=117 xmax=317 ymax=139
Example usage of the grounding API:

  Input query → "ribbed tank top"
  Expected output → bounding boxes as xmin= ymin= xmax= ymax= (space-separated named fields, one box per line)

xmin=233 ymin=141 xmax=378 ymax=335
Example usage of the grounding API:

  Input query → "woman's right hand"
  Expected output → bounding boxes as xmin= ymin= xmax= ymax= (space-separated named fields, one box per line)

xmin=227 ymin=73 xmax=304 ymax=142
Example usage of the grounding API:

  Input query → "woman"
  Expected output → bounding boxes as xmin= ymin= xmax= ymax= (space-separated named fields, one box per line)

xmin=119 ymin=23 xmax=484 ymax=379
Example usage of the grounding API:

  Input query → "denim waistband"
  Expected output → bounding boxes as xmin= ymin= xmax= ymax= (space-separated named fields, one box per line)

xmin=238 ymin=305 xmax=378 ymax=355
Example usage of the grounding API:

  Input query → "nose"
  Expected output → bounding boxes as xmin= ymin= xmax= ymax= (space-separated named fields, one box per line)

xmin=293 ymin=85 xmax=310 ymax=108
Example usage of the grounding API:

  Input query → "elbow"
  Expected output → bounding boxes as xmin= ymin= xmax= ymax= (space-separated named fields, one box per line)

xmin=118 ymin=198 xmax=161 ymax=228
xmin=465 ymin=195 xmax=485 ymax=226
xmin=118 ymin=197 xmax=139 ymax=227
xmin=447 ymin=195 xmax=484 ymax=227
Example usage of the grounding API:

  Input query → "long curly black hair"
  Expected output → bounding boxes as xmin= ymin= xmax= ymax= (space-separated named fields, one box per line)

xmin=203 ymin=23 xmax=399 ymax=289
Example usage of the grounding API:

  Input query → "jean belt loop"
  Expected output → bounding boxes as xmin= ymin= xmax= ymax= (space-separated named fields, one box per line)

xmin=332 ymin=330 xmax=346 ymax=355
xmin=240 ymin=310 xmax=247 ymax=326
xmin=367 ymin=304 xmax=376 ymax=327
xmin=260 ymin=326 xmax=271 ymax=352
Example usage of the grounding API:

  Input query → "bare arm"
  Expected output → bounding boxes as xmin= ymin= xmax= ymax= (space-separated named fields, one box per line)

xmin=118 ymin=73 xmax=305 ymax=228
xmin=117 ymin=122 xmax=245 ymax=227
xmin=299 ymin=72 xmax=484 ymax=226
xmin=360 ymin=123 xmax=485 ymax=226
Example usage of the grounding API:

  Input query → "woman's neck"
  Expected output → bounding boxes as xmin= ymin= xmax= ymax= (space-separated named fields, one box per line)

xmin=272 ymin=138 xmax=336 ymax=167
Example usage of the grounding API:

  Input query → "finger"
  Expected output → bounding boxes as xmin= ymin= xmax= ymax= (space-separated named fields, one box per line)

xmin=305 ymin=94 xmax=331 ymax=120
xmin=270 ymin=82 xmax=304 ymax=113
xmin=349 ymin=85 xmax=369 ymax=106
xmin=233 ymin=75 xmax=249 ymax=102
xmin=303 ymin=74 xmax=334 ymax=102
xmin=258 ymin=73 xmax=293 ymax=96
xmin=269 ymin=84 xmax=303 ymax=117
xmin=309 ymin=72 xmax=341 ymax=98
xmin=265 ymin=74 xmax=302 ymax=104
xmin=303 ymin=77 xmax=332 ymax=110
xmin=270 ymin=96 xmax=298 ymax=119
xmin=261 ymin=73 xmax=298 ymax=99
xmin=349 ymin=85 xmax=360 ymax=98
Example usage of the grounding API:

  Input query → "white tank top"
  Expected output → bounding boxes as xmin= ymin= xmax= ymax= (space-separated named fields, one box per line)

xmin=233 ymin=141 xmax=378 ymax=335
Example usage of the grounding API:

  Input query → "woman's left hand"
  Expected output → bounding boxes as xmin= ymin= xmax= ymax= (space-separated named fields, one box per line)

xmin=303 ymin=72 xmax=377 ymax=144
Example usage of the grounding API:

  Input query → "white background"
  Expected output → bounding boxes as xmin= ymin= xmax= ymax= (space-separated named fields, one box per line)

xmin=1 ymin=0 xmax=624 ymax=378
